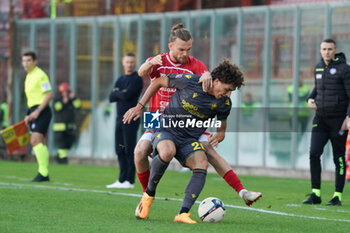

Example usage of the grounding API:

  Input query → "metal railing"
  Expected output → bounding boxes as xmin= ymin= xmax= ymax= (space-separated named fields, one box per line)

xmin=11 ymin=2 xmax=350 ymax=170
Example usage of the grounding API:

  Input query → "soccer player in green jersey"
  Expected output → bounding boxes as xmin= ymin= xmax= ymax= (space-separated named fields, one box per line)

xmin=22 ymin=51 xmax=53 ymax=182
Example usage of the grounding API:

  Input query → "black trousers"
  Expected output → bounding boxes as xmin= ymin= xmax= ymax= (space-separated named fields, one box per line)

xmin=115 ymin=118 xmax=139 ymax=184
xmin=309 ymin=114 xmax=347 ymax=193
xmin=54 ymin=130 xmax=76 ymax=149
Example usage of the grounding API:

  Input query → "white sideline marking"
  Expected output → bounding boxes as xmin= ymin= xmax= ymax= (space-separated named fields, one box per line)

xmin=0 ymin=181 xmax=349 ymax=223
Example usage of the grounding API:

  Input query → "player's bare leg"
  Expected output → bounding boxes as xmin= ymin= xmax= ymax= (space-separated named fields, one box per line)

xmin=136 ymin=140 xmax=175 ymax=219
xmin=134 ymin=139 xmax=153 ymax=192
xmin=202 ymin=142 xmax=262 ymax=206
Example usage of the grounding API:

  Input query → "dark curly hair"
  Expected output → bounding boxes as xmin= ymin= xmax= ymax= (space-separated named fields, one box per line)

xmin=211 ymin=59 xmax=244 ymax=89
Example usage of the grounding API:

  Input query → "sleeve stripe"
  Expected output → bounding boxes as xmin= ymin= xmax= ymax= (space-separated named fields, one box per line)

xmin=166 ymin=76 xmax=170 ymax=88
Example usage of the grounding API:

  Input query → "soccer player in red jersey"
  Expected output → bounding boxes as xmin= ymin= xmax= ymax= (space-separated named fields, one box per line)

xmin=134 ymin=24 xmax=261 ymax=212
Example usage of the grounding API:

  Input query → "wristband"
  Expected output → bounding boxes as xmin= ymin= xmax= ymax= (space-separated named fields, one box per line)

xmin=138 ymin=102 xmax=145 ymax=109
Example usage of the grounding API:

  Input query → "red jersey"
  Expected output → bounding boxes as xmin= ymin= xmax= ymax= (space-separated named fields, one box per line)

xmin=147 ymin=53 xmax=208 ymax=112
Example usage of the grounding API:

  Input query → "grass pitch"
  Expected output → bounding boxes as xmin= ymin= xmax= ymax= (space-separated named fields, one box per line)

xmin=0 ymin=160 xmax=349 ymax=233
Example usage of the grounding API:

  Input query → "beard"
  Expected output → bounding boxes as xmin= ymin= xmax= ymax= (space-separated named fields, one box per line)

xmin=175 ymin=56 xmax=188 ymax=64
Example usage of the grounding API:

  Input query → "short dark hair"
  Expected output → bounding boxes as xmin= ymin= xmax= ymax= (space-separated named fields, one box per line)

xmin=23 ymin=51 xmax=37 ymax=60
xmin=322 ymin=38 xmax=336 ymax=47
xmin=124 ymin=52 xmax=135 ymax=57
xmin=211 ymin=59 xmax=245 ymax=89
xmin=168 ymin=23 xmax=192 ymax=43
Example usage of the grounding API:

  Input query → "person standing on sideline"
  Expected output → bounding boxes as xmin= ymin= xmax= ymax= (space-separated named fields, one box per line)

xmin=53 ymin=83 xmax=81 ymax=164
xmin=106 ymin=52 xmax=143 ymax=189
xmin=303 ymin=38 xmax=350 ymax=206
xmin=22 ymin=51 xmax=53 ymax=182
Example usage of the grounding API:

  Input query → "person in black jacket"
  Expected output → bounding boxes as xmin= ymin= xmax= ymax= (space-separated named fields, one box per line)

xmin=303 ymin=38 xmax=350 ymax=206
xmin=53 ymin=83 xmax=81 ymax=164
xmin=106 ymin=52 xmax=143 ymax=189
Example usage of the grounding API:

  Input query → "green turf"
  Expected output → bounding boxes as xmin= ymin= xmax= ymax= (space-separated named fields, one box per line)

xmin=0 ymin=160 xmax=349 ymax=233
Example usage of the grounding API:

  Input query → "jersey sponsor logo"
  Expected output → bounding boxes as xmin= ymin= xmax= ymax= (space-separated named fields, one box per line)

xmin=159 ymin=87 xmax=176 ymax=93
xmin=192 ymin=93 xmax=198 ymax=98
xmin=316 ymin=74 xmax=322 ymax=79
xmin=330 ymin=68 xmax=337 ymax=75
xmin=181 ymin=99 xmax=207 ymax=119
xmin=211 ymin=103 xmax=217 ymax=110
xmin=41 ymin=82 xmax=51 ymax=92
xmin=143 ymin=110 xmax=161 ymax=129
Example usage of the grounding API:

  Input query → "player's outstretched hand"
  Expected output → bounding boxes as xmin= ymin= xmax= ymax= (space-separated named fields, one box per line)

xmin=199 ymin=71 xmax=213 ymax=92
xmin=208 ymin=133 xmax=219 ymax=147
xmin=123 ymin=106 xmax=143 ymax=124
xmin=149 ymin=53 xmax=165 ymax=66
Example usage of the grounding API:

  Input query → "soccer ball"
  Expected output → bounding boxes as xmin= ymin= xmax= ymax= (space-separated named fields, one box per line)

xmin=198 ymin=197 xmax=226 ymax=222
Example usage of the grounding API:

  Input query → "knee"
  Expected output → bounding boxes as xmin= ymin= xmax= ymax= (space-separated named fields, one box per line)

xmin=190 ymin=157 xmax=208 ymax=170
xmin=134 ymin=141 xmax=151 ymax=162
xmin=159 ymin=147 xmax=176 ymax=162
xmin=196 ymin=159 xmax=208 ymax=170
xmin=30 ymin=135 xmax=42 ymax=146
xmin=115 ymin=145 xmax=123 ymax=155
xmin=309 ymin=149 xmax=322 ymax=160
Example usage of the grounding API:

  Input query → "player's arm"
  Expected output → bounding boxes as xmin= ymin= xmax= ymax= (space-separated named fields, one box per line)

xmin=38 ymin=91 xmax=53 ymax=111
xmin=307 ymin=87 xmax=317 ymax=110
xmin=138 ymin=54 xmax=164 ymax=78
xmin=123 ymin=77 xmax=167 ymax=124
xmin=208 ymin=121 xmax=227 ymax=147
xmin=25 ymin=91 xmax=53 ymax=126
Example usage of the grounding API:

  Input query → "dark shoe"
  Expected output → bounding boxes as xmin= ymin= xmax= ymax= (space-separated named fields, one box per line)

xmin=30 ymin=173 xmax=50 ymax=182
xmin=326 ymin=196 xmax=342 ymax=206
xmin=303 ymin=193 xmax=321 ymax=204
xmin=57 ymin=157 xmax=68 ymax=164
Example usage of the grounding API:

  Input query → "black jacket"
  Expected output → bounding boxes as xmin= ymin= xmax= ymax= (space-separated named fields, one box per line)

xmin=308 ymin=53 xmax=350 ymax=117
xmin=109 ymin=71 xmax=143 ymax=119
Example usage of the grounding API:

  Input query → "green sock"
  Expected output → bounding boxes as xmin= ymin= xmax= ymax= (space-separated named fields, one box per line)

xmin=33 ymin=143 xmax=49 ymax=177
xmin=58 ymin=149 xmax=69 ymax=159
xmin=333 ymin=192 xmax=342 ymax=201
xmin=312 ymin=189 xmax=321 ymax=197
